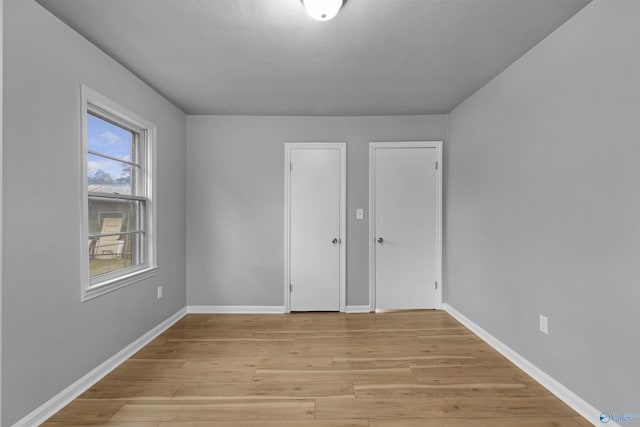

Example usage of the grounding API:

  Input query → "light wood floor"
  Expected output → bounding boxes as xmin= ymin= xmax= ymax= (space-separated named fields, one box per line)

xmin=43 ymin=311 xmax=590 ymax=426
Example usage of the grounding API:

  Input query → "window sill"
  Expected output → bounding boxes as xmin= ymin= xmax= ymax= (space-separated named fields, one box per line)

xmin=82 ymin=266 xmax=158 ymax=302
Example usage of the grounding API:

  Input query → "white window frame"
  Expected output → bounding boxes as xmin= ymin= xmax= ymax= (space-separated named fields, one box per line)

xmin=80 ymin=84 xmax=157 ymax=301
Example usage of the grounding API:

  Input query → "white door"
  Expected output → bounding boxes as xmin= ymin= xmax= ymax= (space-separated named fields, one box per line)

xmin=286 ymin=143 xmax=346 ymax=311
xmin=370 ymin=142 xmax=442 ymax=310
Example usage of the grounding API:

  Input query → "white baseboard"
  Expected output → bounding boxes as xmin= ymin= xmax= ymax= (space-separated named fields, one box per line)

xmin=187 ymin=305 xmax=286 ymax=314
xmin=443 ymin=303 xmax=611 ymax=427
xmin=187 ymin=306 xmax=373 ymax=314
xmin=345 ymin=305 xmax=372 ymax=313
xmin=12 ymin=307 xmax=187 ymax=427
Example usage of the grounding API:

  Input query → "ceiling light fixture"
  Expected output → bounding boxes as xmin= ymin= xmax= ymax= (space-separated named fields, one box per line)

xmin=302 ymin=0 xmax=343 ymax=21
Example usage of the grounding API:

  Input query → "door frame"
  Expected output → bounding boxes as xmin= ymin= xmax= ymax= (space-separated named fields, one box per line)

xmin=284 ymin=142 xmax=347 ymax=313
xmin=368 ymin=141 xmax=443 ymax=311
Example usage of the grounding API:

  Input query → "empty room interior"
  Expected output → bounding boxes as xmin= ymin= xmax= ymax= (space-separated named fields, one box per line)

xmin=2 ymin=0 xmax=639 ymax=425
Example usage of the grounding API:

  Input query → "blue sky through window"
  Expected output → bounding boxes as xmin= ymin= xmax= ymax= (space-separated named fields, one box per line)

xmin=87 ymin=114 xmax=134 ymax=184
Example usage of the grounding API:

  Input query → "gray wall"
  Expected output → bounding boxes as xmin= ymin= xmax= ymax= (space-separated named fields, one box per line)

xmin=446 ymin=0 xmax=640 ymax=415
xmin=3 ymin=0 xmax=187 ymax=424
xmin=187 ymin=115 xmax=446 ymax=307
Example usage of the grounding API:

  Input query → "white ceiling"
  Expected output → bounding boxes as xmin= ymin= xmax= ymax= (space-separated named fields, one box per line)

xmin=37 ymin=0 xmax=591 ymax=115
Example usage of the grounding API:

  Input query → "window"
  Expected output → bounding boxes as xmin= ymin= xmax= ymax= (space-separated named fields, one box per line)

xmin=81 ymin=85 xmax=157 ymax=301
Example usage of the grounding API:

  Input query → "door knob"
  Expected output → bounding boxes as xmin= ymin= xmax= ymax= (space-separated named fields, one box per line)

xmin=332 ymin=238 xmax=339 ymax=244
xmin=377 ymin=237 xmax=384 ymax=244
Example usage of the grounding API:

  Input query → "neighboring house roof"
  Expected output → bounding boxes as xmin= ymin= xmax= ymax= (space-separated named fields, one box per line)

xmin=88 ymin=184 xmax=131 ymax=196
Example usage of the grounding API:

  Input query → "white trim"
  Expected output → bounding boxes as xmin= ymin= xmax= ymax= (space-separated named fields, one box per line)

xmin=284 ymin=144 xmax=291 ymax=313
xmin=188 ymin=306 xmax=286 ymax=314
xmin=368 ymin=141 xmax=443 ymax=312
xmin=443 ymin=303 xmax=611 ymax=427
xmin=284 ymin=142 xmax=347 ymax=313
xmin=80 ymin=84 xmax=158 ymax=302
xmin=345 ymin=305 xmax=372 ymax=313
xmin=0 ymin=0 xmax=4 ymax=421
xmin=11 ymin=307 xmax=187 ymax=427
xmin=81 ymin=267 xmax=158 ymax=302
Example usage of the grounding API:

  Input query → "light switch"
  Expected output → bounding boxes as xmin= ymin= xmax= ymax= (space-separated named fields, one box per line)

xmin=539 ymin=315 xmax=548 ymax=334
xmin=356 ymin=208 xmax=364 ymax=220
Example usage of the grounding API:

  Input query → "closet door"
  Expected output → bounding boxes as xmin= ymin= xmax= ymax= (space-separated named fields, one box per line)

xmin=370 ymin=142 xmax=442 ymax=310
xmin=286 ymin=143 xmax=346 ymax=311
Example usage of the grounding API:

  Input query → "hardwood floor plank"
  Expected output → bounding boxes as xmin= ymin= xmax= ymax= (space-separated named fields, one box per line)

xmin=332 ymin=354 xmax=476 ymax=369
xmin=412 ymin=365 xmax=525 ymax=376
xmin=106 ymin=361 xmax=257 ymax=383
xmin=254 ymin=326 xmax=465 ymax=336
xmin=167 ymin=337 xmax=295 ymax=343
xmin=110 ymin=399 xmax=315 ymax=422
xmin=117 ymin=359 xmax=188 ymax=368
xmin=257 ymin=355 xmax=335 ymax=369
xmin=42 ymin=423 xmax=159 ymax=427
xmin=317 ymin=397 xmax=464 ymax=419
xmin=168 ymin=356 xmax=261 ymax=369
xmin=254 ymin=367 xmax=414 ymax=383
xmin=412 ymin=366 xmax=535 ymax=383
xmin=335 ymin=358 xmax=490 ymax=370
xmin=80 ymin=380 xmax=180 ymax=400
xmin=174 ymin=381 xmax=355 ymax=400
xmin=316 ymin=396 xmax=578 ymax=419
xmin=44 ymin=399 xmax=127 ymax=424
xmin=106 ymin=366 xmax=255 ymax=383
xmin=353 ymin=381 xmax=540 ymax=398
xmin=183 ymin=354 xmax=334 ymax=369
xmin=161 ymin=329 xmax=257 ymax=339
xmin=158 ymin=421 xmax=369 ymax=427
xmin=369 ymin=417 xmax=586 ymax=426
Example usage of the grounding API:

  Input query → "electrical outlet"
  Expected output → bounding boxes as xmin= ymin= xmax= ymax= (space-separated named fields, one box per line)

xmin=157 ymin=286 xmax=163 ymax=300
xmin=539 ymin=314 xmax=548 ymax=334
xmin=356 ymin=208 xmax=364 ymax=219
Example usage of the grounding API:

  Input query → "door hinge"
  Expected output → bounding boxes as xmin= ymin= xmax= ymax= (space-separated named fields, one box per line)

xmin=435 ymin=281 xmax=438 ymax=290
xmin=290 ymin=162 xmax=293 ymax=171
xmin=435 ymin=161 xmax=439 ymax=170
xmin=290 ymin=283 xmax=293 ymax=292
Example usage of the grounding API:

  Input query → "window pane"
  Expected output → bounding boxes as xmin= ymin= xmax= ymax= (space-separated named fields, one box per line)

xmin=89 ymin=232 xmax=144 ymax=278
xmin=87 ymin=113 xmax=134 ymax=162
xmin=88 ymin=198 xmax=145 ymax=278
xmin=88 ymin=153 xmax=134 ymax=195
xmin=88 ymin=197 xmax=143 ymax=235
